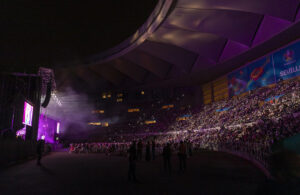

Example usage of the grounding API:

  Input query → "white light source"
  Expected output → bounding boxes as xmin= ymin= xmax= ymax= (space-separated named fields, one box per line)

xmin=56 ymin=122 xmax=60 ymax=134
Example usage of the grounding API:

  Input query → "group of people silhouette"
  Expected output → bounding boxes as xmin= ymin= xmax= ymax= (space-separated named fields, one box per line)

xmin=127 ymin=140 xmax=192 ymax=182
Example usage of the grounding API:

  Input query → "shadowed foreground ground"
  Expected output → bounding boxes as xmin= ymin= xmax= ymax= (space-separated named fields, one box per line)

xmin=0 ymin=151 xmax=266 ymax=195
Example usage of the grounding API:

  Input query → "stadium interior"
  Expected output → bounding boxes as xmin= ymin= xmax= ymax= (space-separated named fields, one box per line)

xmin=1 ymin=0 xmax=300 ymax=194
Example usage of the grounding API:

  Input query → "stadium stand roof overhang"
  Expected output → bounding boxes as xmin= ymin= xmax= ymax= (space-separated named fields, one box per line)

xmin=4 ymin=0 xmax=300 ymax=93
xmin=60 ymin=0 xmax=300 ymax=93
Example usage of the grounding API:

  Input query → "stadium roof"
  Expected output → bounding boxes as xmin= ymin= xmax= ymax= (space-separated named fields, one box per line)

xmin=3 ymin=0 xmax=300 ymax=93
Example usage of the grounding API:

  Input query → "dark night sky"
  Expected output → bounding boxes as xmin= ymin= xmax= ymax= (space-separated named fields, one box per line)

xmin=0 ymin=1 xmax=158 ymax=73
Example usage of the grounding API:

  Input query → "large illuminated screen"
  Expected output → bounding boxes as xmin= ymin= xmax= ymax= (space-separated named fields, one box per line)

xmin=23 ymin=101 xmax=33 ymax=126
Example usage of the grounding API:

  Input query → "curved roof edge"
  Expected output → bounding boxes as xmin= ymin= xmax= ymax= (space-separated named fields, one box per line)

xmin=57 ymin=0 xmax=174 ymax=68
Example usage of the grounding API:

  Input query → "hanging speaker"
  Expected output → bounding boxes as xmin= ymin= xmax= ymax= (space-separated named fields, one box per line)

xmin=41 ymin=82 xmax=52 ymax=108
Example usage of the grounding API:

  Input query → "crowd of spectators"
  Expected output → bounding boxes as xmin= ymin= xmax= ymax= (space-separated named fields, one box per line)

xmin=151 ymin=78 xmax=300 ymax=166
xmin=72 ymin=77 xmax=300 ymax=168
xmin=69 ymin=142 xmax=130 ymax=156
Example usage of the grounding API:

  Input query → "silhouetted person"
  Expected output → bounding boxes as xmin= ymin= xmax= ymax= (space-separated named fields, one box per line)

xmin=128 ymin=141 xmax=137 ymax=182
xmin=36 ymin=139 xmax=44 ymax=166
xmin=163 ymin=143 xmax=172 ymax=175
xmin=152 ymin=140 xmax=156 ymax=160
xmin=137 ymin=140 xmax=143 ymax=161
xmin=145 ymin=141 xmax=151 ymax=161
xmin=178 ymin=141 xmax=186 ymax=172
xmin=188 ymin=141 xmax=193 ymax=157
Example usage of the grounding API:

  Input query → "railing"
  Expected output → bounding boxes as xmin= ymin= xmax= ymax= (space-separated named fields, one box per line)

xmin=192 ymin=140 xmax=273 ymax=178
xmin=218 ymin=142 xmax=273 ymax=178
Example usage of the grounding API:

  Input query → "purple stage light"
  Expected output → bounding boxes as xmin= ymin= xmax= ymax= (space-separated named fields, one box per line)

xmin=37 ymin=114 xmax=58 ymax=143
xmin=22 ymin=101 xmax=33 ymax=126
xmin=16 ymin=127 xmax=26 ymax=140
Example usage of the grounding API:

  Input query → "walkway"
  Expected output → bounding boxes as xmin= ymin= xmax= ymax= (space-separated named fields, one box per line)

xmin=0 ymin=151 xmax=266 ymax=194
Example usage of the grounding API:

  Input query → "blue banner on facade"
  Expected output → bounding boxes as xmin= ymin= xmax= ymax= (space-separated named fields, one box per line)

xmin=228 ymin=56 xmax=275 ymax=96
xmin=273 ymin=41 xmax=300 ymax=81
xmin=216 ymin=107 xmax=231 ymax=112
xmin=227 ymin=40 xmax=300 ymax=97
xmin=265 ymin=94 xmax=284 ymax=102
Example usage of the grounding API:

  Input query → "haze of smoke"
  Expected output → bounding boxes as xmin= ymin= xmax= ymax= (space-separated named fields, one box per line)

xmin=42 ymin=87 xmax=98 ymax=137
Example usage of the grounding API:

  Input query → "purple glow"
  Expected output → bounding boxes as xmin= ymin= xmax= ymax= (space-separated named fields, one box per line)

xmin=22 ymin=102 xmax=33 ymax=126
xmin=16 ymin=127 xmax=26 ymax=140
xmin=219 ymin=40 xmax=249 ymax=62
xmin=37 ymin=114 xmax=57 ymax=143
xmin=252 ymin=15 xmax=292 ymax=47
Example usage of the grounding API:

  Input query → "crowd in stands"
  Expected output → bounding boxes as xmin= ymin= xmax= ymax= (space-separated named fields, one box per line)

xmin=72 ymin=77 xmax=300 ymax=169
xmin=153 ymin=78 xmax=300 ymax=166
xmin=69 ymin=142 xmax=130 ymax=156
